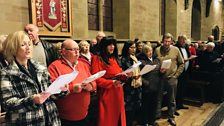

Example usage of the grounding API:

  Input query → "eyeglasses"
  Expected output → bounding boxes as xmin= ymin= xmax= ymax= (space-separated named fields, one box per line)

xmin=64 ymin=48 xmax=79 ymax=51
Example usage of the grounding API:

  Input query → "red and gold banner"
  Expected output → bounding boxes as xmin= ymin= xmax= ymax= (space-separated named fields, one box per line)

xmin=32 ymin=0 xmax=71 ymax=36
xmin=35 ymin=0 xmax=43 ymax=28
xmin=43 ymin=0 xmax=61 ymax=31
xmin=61 ymin=0 xmax=68 ymax=31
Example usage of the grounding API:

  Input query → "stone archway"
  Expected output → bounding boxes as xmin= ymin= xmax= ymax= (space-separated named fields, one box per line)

xmin=191 ymin=0 xmax=201 ymax=40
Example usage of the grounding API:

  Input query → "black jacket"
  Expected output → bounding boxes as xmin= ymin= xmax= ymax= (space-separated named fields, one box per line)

xmin=40 ymin=39 xmax=59 ymax=66
xmin=137 ymin=53 xmax=162 ymax=92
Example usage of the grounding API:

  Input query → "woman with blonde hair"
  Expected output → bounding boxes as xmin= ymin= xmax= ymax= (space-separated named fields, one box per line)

xmin=79 ymin=40 xmax=92 ymax=66
xmin=0 ymin=31 xmax=62 ymax=125
xmin=137 ymin=44 xmax=162 ymax=126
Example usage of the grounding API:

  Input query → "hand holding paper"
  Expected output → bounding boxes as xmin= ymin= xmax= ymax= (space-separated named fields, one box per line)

xmin=161 ymin=59 xmax=171 ymax=69
xmin=113 ymin=61 xmax=142 ymax=83
xmin=82 ymin=70 xmax=106 ymax=84
xmin=139 ymin=65 xmax=157 ymax=75
xmin=59 ymin=84 xmax=69 ymax=92
xmin=117 ymin=61 xmax=142 ymax=75
xmin=188 ymin=55 xmax=197 ymax=60
xmin=73 ymin=83 xmax=82 ymax=93
xmin=212 ymin=58 xmax=222 ymax=63
xmin=112 ymin=74 xmax=128 ymax=83
xmin=46 ymin=71 xmax=79 ymax=94
xmin=33 ymin=92 xmax=51 ymax=104
xmin=82 ymin=83 xmax=93 ymax=91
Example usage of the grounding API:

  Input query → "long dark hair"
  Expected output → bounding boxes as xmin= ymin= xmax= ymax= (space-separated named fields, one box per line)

xmin=121 ymin=40 xmax=135 ymax=57
xmin=98 ymin=37 xmax=119 ymax=65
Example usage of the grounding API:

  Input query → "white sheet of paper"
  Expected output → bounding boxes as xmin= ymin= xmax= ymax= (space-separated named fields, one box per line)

xmin=189 ymin=55 xmax=197 ymax=60
xmin=140 ymin=65 xmax=157 ymax=75
xmin=46 ymin=71 xmax=79 ymax=94
xmin=212 ymin=58 xmax=222 ymax=63
xmin=82 ymin=70 xmax=106 ymax=84
xmin=161 ymin=59 xmax=172 ymax=69
xmin=117 ymin=61 xmax=142 ymax=75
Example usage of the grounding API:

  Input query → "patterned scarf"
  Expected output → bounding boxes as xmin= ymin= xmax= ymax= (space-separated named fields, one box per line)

xmin=130 ymin=55 xmax=142 ymax=88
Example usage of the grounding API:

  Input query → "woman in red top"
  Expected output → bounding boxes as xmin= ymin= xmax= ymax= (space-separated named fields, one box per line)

xmin=91 ymin=37 xmax=126 ymax=126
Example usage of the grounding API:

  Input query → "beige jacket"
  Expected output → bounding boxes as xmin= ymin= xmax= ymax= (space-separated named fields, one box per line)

xmin=155 ymin=45 xmax=184 ymax=78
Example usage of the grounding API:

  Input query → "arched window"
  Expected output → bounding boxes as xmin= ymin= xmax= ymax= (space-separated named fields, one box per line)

xmin=160 ymin=0 xmax=165 ymax=35
xmin=212 ymin=26 xmax=220 ymax=41
xmin=88 ymin=0 xmax=113 ymax=32
xmin=191 ymin=0 xmax=201 ymax=40
xmin=88 ymin=0 xmax=99 ymax=30
xmin=103 ymin=0 xmax=113 ymax=31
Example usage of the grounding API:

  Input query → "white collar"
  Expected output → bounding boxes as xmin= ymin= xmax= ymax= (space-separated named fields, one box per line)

xmin=62 ymin=56 xmax=78 ymax=70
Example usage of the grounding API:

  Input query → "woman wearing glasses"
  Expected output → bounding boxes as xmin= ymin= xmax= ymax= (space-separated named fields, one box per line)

xmin=120 ymin=40 xmax=142 ymax=126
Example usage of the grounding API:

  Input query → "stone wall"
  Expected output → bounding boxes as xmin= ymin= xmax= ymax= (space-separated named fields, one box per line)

xmin=177 ymin=0 xmax=192 ymax=39
xmin=0 ymin=1 xmax=29 ymax=34
xmin=113 ymin=0 xmax=130 ymax=39
xmin=0 ymin=0 xmax=223 ymax=41
xmin=129 ymin=0 xmax=160 ymax=41
xmin=200 ymin=0 xmax=223 ymax=41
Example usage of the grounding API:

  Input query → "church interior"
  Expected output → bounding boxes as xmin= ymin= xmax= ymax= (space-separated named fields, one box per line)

xmin=0 ymin=0 xmax=224 ymax=126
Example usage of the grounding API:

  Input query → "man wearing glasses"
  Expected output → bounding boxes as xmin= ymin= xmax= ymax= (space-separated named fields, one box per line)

xmin=48 ymin=39 xmax=96 ymax=126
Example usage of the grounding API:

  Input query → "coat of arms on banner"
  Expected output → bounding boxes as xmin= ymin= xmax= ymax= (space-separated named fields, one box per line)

xmin=30 ymin=0 xmax=72 ymax=36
